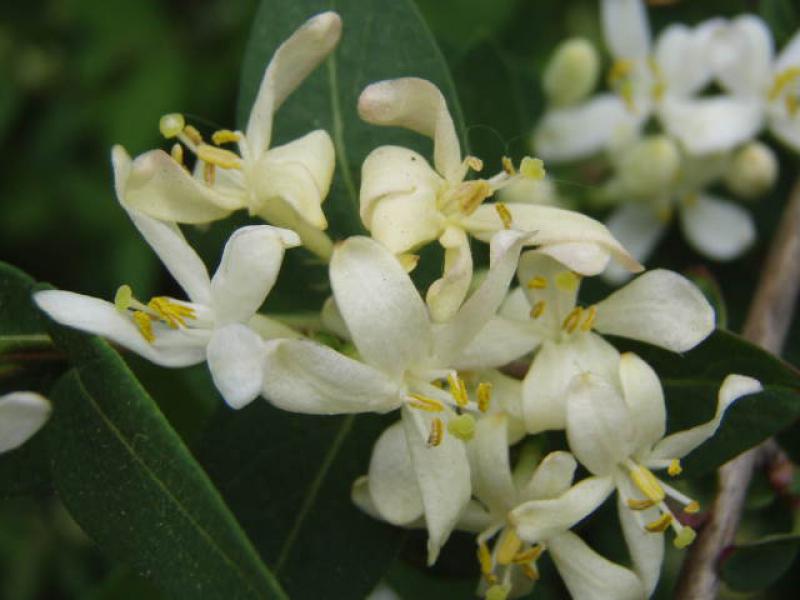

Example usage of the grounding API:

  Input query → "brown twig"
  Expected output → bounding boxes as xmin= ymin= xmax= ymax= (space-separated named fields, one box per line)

xmin=675 ymin=176 xmax=800 ymax=599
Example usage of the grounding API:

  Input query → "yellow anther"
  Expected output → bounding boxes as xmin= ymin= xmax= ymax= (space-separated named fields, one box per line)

xmin=465 ymin=155 xmax=484 ymax=172
xmin=513 ymin=544 xmax=545 ymax=564
xmin=407 ymin=393 xmax=445 ymax=413
xmin=147 ymin=297 xmax=196 ymax=329
xmin=608 ymin=58 xmax=633 ymax=85
xmin=454 ymin=180 xmax=493 ymax=215
xmin=580 ymin=305 xmax=597 ymax=331
xmin=630 ymin=464 xmax=666 ymax=503
xmin=447 ymin=373 xmax=469 ymax=408
xmin=768 ymin=66 xmax=800 ymax=101
xmin=668 ymin=459 xmax=683 ymax=477
xmin=522 ymin=563 xmax=540 ymax=581
xmin=501 ymin=156 xmax=516 ymax=175
xmin=554 ymin=270 xmax=580 ymax=292
xmin=627 ymin=498 xmax=657 ymax=511
xmin=526 ymin=276 xmax=548 ymax=289
xmin=114 ymin=284 xmax=133 ymax=312
xmin=133 ymin=311 xmax=155 ymax=343
xmin=787 ymin=94 xmax=799 ymax=117
xmin=651 ymin=80 xmax=666 ymax=102
xmin=530 ymin=300 xmax=546 ymax=319
xmin=196 ymin=144 xmax=242 ymax=169
xmin=477 ymin=382 xmax=493 ymax=413
xmin=486 ymin=584 xmax=510 ymax=600
xmin=561 ymin=306 xmax=584 ymax=333
xmin=182 ymin=124 xmax=204 ymax=145
xmin=204 ymin=161 xmax=216 ymax=186
xmin=170 ymin=143 xmax=184 ymax=165
xmin=496 ymin=528 xmax=523 ymax=565
xmin=397 ymin=253 xmax=420 ymax=272
xmin=645 ymin=513 xmax=673 ymax=533
xmin=427 ymin=417 xmax=444 ymax=447
xmin=447 ymin=414 xmax=476 ymax=441
xmin=684 ymin=501 xmax=701 ymax=514
xmin=520 ymin=156 xmax=545 ymax=180
xmin=477 ymin=541 xmax=494 ymax=578
xmin=159 ymin=113 xmax=185 ymax=138
xmin=212 ymin=129 xmax=242 ymax=145
xmin=495 ymin=203 xmax=513 ymax=229
xmin=674 ymin=526 xmax=697 ymax=549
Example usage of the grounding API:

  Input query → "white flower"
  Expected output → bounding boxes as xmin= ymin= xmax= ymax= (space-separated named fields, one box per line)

xmin=564 ymin=354 xmax=762 ymax=595
xmin=0 ymin=392 xmax=51 ymax=454
xmin=357 ymin=76 xmax=640 ymax=321
xmin=262 ymin=231 xmax=534 ymax=562
xmin=500 ymin=251 xmax=714 ymax=432
xmin=34 ymin=148 xmax=300 ymax=410
xmin=118 ymin=12 xmax=341 ymax=259
xmin=709 ymin=15 xmax=800 ymax=151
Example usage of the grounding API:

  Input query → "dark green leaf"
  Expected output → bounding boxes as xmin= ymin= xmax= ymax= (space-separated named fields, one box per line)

xmin=47 ymin=328 xmax=285 ymax=600
xmin=720 ymin=533 xmax=800 ymax=592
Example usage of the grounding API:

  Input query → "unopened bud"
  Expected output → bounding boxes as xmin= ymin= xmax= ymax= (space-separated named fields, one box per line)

xmin=725 ymin=141 xmax=778 ymax=200
xmin=617 ymin=135 xmax=681 ymax=197
xmin=543 ymin=38 xmax=600 ymax=106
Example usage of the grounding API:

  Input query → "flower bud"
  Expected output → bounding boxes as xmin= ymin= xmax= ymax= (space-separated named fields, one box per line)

xmin=542 ymin=38 xmax=600 ymax=106
xmin=617 ymin=135 xmax=681 ymax=198
xmin=724 ymin=141 xmax=778 ymax=199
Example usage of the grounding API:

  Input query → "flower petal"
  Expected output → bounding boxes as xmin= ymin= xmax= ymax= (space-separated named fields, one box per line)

xmin=426 ymin=226 xmax=473 ymax=322
xmin=594 ymin=269 xmax=715 ymax=352
xmin=603 ymin=203 xmax=667 ymax=284
xmin=775 ymin=28 xmax=800 ymax=73
xmin=618 ymin=353 xmax=665 ymax=453
xmin=211 ymin=225 xmax=300 ymax=324
xmin=616 ymin=475 xmax=664 ymax=596
xmin=262 ymin=339 xmax=402 ymax=414
xmin=358 ymin=78 xmax=462 ymax=182
xmin=206 ymin=324 xmax=267 ymax=409
xmin=767 ymin=110 xmax=800 ymax=153
xmin=523 ymin=451 xmax=578 ymax=501
xmin=650 ymin=374 xmax=762 ymax=460
xmin=601 ymin=0 xmax=651 ymax=59
xmin=548 ymin=531 xmax=646 ymax=600
xmin=711 ymin=15 xmax=773 ymax=96
xmin=517 ymin=251 xmax=580 ymax=336
xmin=451 ymin=316 xmax=541 ymax=371
xmin=0 ymin=392 xmax=51 ymax=454
xmin=245 ymin=11 xmax=342 ymax=154
xmin=655 ymin=24 xmax=713 ymax=96
xmin=469 ymin=413 xmax=516 ymax=514
xmin=34 ymin=290 xmax=207 ymax=367
xmin=679 ymin=194 xmax=756 ymax=261
xmin=330 ymin=236 xmax=432 ymax=376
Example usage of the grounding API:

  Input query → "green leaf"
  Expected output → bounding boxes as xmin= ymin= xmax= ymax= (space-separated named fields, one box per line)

xmin=200 ymin=402 xmax=404 ymax=599
xmin=759 ymin=0 xmax=800 ymax=45
xmin=613 ymin=329 xmax=800 ymax=476
xmin=720 ymin=533 xmax=800 ymax=592
xmin=47 ymin=328 xmax=286 ymax=600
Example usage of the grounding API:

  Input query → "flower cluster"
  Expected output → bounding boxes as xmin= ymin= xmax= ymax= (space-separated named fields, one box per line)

xmin=29 ymin=10 xmax=763 ymax=600
xmin=533 ymin=0 xmax=798 ymax=281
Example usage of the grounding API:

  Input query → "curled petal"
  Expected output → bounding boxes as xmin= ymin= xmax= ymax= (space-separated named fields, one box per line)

xmin=523 ymin=451 xmax=578 ymax=501
xmin=0 ymin=392 xmax=51 ymax=454
xmin=426 ymin=226 xmax=473 ymax=322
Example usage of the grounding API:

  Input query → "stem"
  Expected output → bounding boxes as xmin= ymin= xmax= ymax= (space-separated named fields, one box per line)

xmin=675 ymin=176 xmax=800 ymax=599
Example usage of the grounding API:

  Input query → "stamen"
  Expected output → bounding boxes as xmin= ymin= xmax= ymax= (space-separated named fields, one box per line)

xmin=159 ymin=113 xmax=185 ymax=139
xmin=513 ymin=544 xmax=544 ymax=564
xmin=204 ymin=162 xmax=216 ymax=186
xmin=530 ymin=300 xmax=546 ymax=319
xmin=768 ymin=67 xmax=800 ymax=101
xmin=477 ymin=541 xmax=495 ymax=582
xmin=477 ymin=382 xmax=492 ymax=413
xmin=453 ymin=180 xmax=492 ymax=215
xmin=447 ymin=373 xmax=469 ymax=408
xmin=133 ymin=311 xmax=155 ymax=343
xmin=522 ymin=563 xmax=540 ymax=581
xmin=684 ymin=501 xmax=700 ymax=514
xmin=114 ymin=284 xmax=133 ymax=312
xmin=196 ymin=144 xmax=242 ymax=169
xmin=554 ymin=271 xmax=580 ymax=292
xmin=668 ymin=459 xmax=683 ymax=477
xmin=427 ymin=417 xmax=444 ymax=447
xmin=608 ymin=59 xmax=636 ymax=110
xmin=526 ymin=276 xmax=547 ymax=289
xmin=495 ymin=203 xmax=513 ymax=229
xmin=495 ymin=529 xmax=523 ymax=565
xmin=787 ymin=94 xmax=799 ymax=117
xmin=520 ymin=157 xmax=545 ymax=180
xmin=674 ymin=526 xmax=697 ymax=549
xmin=627 ymin=498 xmax=657 ymax=511
xmin=501 ymin=156 xmax=516 ymax=175
xmin=407 ymin=393 xmax=445 ymax=413
xmin=447 ymin=414 xmax=476 ymax=441
xmin=170 ymin=143 xmax=184 ymax=166
xmin=561 ymin=306 xmax=583 ymax=333
xmin=147 ymin=297 xmax=196 ymax=329
xmin=182 ymin=124 xmax=204 ymax=145
xmin=645 ymin=513 xmax=673 ymax=533
xmin=580 ymin=305 xmax=597 ymax=331
xmin=629 ymin=464 xmax=666 ymax=503
xmin=465 ymin=155 xmax=484 ymax=172
xmin=212 ymin=129 xmax=242 ymax=145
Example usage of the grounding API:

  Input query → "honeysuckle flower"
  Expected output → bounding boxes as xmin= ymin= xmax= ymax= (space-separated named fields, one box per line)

xmin=357 ymin=76 xmax=640 ymax=321
xmin=34 ymin=148 xmax=300 ymax=410
xmin=564 ymin=354 xmax=762 ymax=595
xmin=499 ymin=251 xmax=714 ymax=432
xmin=262 ymin=231 xmax=536 ymax=562
xmin=602 ymin=135 xmax=756 ymax=282
xmin=118 ymin=12 xmax=341 ymax=260
xmin=709 ymin=15 xmax=800 ymax=152
xmin=0 ymin=392 xmax=51 ymax=454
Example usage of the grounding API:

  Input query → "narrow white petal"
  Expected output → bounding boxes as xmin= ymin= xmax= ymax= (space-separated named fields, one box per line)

xmin=618 ymin=353 xmax=666 ymax=453
xmin=711 ymin=15 xmax=774 ymax=96
xmin=205 ymin=325 xmax=266 ymax=410
xmin=650 ymin=374 xmax=762 ymax=460
xmin=246 ymin=313 xmax=305 ymax=341
xmin=454 ymin=500 xmax=494 ymax=534
xmin=358 ymin=78 xmax=462 ymax=182
xmin=523 ymin=451 xmax=577 ymax=501
xmin=367 ymin=421 xmax=425 ymax=526
xmin=616 ymin=476 xmax=664 ymax=596
xmin=565 ymin=372 xmax=633 ymax=476
xmin=655 ymin=24 xmax=713 ymax=96
xmin=401 ymin=407 xmax=471 ymax=565
xmin=768 ymin=112 xmax=800 ymax=154
xmin=603 ymin=204 xmax=668 ymax=284
xmin=34 ymin=291 xmax=207 ymax=367
xmin=679 ymin=194 xmax=756 ymax=261
xmin=320 ymin=296 xmax=350 ymax=340
xmin=245 ymin=12 xmax=342 ymax=154
xmin=330 ymin=236 xmax=432 ymax=376
xmin=211 ymin=225 xmax=299 ymax=324
xmin=601 ymin=0 xmax=651 ymax=59
xmin=0 ymin=392 xmax=51 ymax=453
xmin=451 ymin=316 xmax=540 ymax=371
xmin=594 ymin=269 xmax=715 ymax=352
xmin=426 ymin=227 xmax=473 ymax=322
xmin=262 ymin=339 xmax=402 ymax=414
xmin=469 ymin=413 xmax=516 ymax=514
xmin=549 ymin=532 xmax=646 ymax=600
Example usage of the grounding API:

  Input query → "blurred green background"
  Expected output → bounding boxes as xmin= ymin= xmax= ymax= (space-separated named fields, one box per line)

xmin=1 ymin=0 xmax=799 ymax=598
